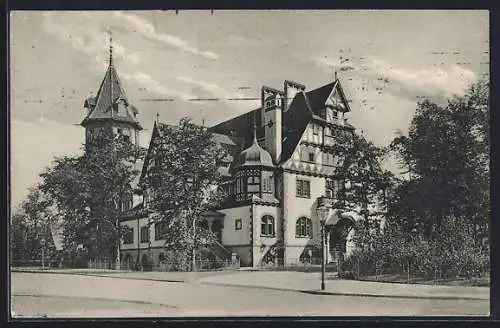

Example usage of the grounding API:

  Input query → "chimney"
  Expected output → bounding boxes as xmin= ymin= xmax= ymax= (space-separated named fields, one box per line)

xmin=283 ymin=80 xmax=306 ymax=111
xmin=261 ymin=86 xmax=283 ymax=163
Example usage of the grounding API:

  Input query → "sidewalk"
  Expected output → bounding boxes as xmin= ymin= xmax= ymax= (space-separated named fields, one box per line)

xmin=197 ymin=271 xmax=490 ymax=301
xmin=12 ymin=267 xmax=489 ymax=301
xmin=11 ymin=267 xmax=235 ymax=283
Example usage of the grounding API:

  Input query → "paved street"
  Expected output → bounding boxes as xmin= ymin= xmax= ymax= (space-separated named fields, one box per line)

xmin=11 ymin=271 xmax=489 ymax=317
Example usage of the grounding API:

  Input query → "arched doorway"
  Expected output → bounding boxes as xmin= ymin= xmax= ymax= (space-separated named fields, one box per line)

xmin=328 ymin=216 xmax=355 ymax=269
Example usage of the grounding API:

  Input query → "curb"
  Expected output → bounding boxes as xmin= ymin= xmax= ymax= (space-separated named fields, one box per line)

xmin=199 ymin=281 xmax=488 ymax=301
xmin=12 ymin=269 xmax=187 ymax=284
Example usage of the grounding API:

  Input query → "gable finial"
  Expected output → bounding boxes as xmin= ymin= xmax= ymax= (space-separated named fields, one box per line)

xmin=334 ymin=70 xmax=338 ymax=81
xmin=108 ymin=29 xmax=113 ymax=66
xmin=156 ymin=112 xmax=160 ymax=124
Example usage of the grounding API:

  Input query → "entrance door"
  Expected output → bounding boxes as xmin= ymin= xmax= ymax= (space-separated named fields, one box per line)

xmin=211 ymin=219 xmax=223 ymax=242
xmin=328 ymin=218 xmax=354 ymax=270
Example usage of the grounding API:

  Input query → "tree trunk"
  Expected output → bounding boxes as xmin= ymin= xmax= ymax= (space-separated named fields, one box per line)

xmin=407 ymin=261 xmax=410 ymax=283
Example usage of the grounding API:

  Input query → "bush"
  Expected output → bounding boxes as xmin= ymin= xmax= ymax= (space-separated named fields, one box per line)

xmin=343 ymin=216 xmax=489 ymax=281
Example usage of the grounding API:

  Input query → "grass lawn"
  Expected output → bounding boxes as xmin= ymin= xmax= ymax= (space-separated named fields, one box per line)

xmin=354 ymin=273 xmax=490 ymax=287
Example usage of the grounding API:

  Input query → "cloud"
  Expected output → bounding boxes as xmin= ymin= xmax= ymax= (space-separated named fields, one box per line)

xmin=11 ymin=118 xmax=84 ymax=207
xmin=313 ymin=55 xmax=477 ymax=101
xmin=113 ymin=12 xmax=219 ymax=59
xmin=121 ymin=71 xmax=194 ymax=100
xmin=42 ymin=13 xmax=197 ymax=102
xmin=176 ymin=76 xmax=253 ymax=111
xmin=367 ymin=57 xmax=477 ymax=98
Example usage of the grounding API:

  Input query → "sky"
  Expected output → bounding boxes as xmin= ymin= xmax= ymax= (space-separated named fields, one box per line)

xmin=10 ymin=10 xmax=489 ymax=208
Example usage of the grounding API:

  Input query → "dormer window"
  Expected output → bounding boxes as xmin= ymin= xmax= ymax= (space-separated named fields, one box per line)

xmin=332 ymin=110 xmax=338 ymax=118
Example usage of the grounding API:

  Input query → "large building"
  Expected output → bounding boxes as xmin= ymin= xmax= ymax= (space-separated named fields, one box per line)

xmin=81 ymin=46 xmax=364 ymax=269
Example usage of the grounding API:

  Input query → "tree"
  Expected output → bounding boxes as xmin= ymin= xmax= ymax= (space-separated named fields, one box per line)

xmin=10 ymin=187 xmax=56 ymax=263
xmin=388 ymin=78 xmax=489 ymax=242
xmin=329 ymin=131 xmax=393 ymax=226
xmin=142 ymin=118 xmax=228 ymax=268
xmin=40 ymin=127 xmax=145 ymax=269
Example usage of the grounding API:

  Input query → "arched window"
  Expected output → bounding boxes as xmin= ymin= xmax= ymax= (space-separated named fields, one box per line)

xmin=261 ymin=215 xmax=275 ymax=237
xmin=296 ymin=217 xmax=312 ymax=238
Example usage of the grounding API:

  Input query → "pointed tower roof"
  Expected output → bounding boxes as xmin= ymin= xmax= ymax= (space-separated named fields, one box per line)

xmin=80 ymin=34 xmax=142 ymax=130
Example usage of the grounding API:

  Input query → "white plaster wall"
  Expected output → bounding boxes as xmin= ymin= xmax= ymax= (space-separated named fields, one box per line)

xmin=302 ymin=123 xmax=323 ymax=145
xmin=219 ymin=206 xmax=251 ymax=246
xmin=252 ymin=204 xmax=280 ymax=266
xmin=282 ymin=172 xmax=327 ymax=265
xmin=120 ymin=216 xmax=167 ymax=250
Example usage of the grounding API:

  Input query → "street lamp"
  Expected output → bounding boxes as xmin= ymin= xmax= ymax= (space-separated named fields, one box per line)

xmin=316 ymin=196 xmax=332 ymax=291
xmin=40 ymin=238 xmax=46 ymax=270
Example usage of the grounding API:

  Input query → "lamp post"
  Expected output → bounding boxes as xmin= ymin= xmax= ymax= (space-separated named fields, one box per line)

xmin=192 ymin=217 xmax=196 ymax=272
xmin=316 ymin=196 xmax=331 ymax=291
xmin=40 ymin=238 xmax=46 ymax=270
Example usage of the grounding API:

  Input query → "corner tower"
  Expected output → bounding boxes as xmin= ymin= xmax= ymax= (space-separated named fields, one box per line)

xmin=80 ymin=33 xmax=142 ymax=146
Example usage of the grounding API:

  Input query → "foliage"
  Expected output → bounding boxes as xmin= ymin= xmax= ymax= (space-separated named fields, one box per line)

xmin=39 ymin=127 xmax=145 ymax=268
xmin=10 ymin=187 xmax=57 ymax=262
xmin=388 ymin=78 xmax=489 ymax=241
xmin=344 ymin=79 xmax=490 ymax=281
xmin=345 ymin=215 xmax=488 ymax=280
xmin=329 ymin=130 xmax=394 ymax=220
xmin=142 ymin=118 xmax=228 ymax=266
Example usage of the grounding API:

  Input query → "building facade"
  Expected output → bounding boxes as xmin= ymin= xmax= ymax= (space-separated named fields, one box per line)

xmin=81 ymin=48 xmax=365 ymax=269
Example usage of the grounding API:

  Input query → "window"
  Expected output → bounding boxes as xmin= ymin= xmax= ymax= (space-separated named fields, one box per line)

xmin=326 ymin=179 xmax=344 ymax=199
xmin=323 ymin=153 xmax=335 ymax=166
xmin=155 ymin=222 xmax=168 ymax=240
xmin=308 ymin=152 xmax=315 ymax=162
xmin=296 ymin=217 xmax=312 ymax=238
xmin=332 ymin=110 xmax=338 ymax=118
xmin=312 ymin=124 xmax=319 ymax=135
xmin=247 ymin=170 xmax=260 ymax=196
xmin=235 ymin=219 xmax=242 ymax=230
xmin=261 ymin=215 xmax=275 ymax=237
xmin=122 ymin=193 xmax=132 ymax=211
xmin=262 ymin=175 xmax=273 ymax=193
xmin=140 ymin=226 xmax=150 ymax=243
xmin=123 ymin=135 xmax=130 ymax=143
xmin=296 ymin=179 xmax=311 ymax=198
xmin=123 ymin=227 xmax=134 ymax=244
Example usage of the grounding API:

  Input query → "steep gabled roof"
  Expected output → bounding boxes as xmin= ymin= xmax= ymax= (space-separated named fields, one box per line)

xmin=208 ymin=108 xmax=265 ymax=148
xmin=80 ymin=63 xmax=142 ymax=129
xmin=208 ymin=78 xmax=354 ymax=165
xmin=138 ymin=121 xmax=244 ymax=187
xmin=304 ymin=80 xmax=351 ymax=114
xmin=280 ymin=92 xmax=314 ymax=163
